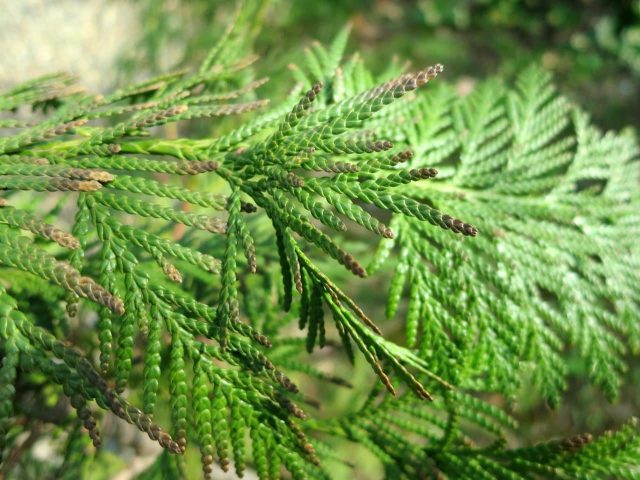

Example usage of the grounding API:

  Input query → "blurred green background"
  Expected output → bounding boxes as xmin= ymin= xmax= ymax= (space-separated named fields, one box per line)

xmin=117 ymin=0 xmax=640 ymax=130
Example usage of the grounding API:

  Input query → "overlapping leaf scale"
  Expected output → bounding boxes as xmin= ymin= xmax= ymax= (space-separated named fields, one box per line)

xmin=368 ymin=64 xmax=640 ymax=405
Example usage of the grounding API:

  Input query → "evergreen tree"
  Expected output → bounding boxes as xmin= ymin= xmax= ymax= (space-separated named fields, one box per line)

xmin=0 ymin=15 xmax=638 ymax=480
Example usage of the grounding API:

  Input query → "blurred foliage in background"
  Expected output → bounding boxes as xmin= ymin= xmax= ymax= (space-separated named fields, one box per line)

xmin=118 ymin=0 xmax=640 ymax=129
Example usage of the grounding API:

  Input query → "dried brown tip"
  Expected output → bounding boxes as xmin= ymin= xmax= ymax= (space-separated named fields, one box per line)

xmin=275 ymin=370 xmax=299 ymax=393
xmin=246 ymin=245 xmax=257 ymax=274
xmin=177 ymin=160 xmax=219 ymax=174
xmin=50 ymin=178 xmax=102 ymax=191
xmin=373 ymin=362 xmax=396 ymax=396
xmin=324 ymin=282 xmax=383 ymax=335
xmin=0 ymin=199 xmax=8 ymax=207
xmin=56 ymin=168 xmax=106 ymax=182
xmin=286 ymin=419 xmax=318 ymax=463
xmin=176 ymin=431 xmax=187 ymax=453
xmin=441 ymin=214 xmax=478 ymax=237
xmin=302 ymin=81 xmax=323 ymax=105
xmin=167 ymin=104 xmax=188 ymax=116
xmin=333 ymin=161 xmax=359 ymax=173
xmin=71 ymin=169 xmax=114 ymax=183
xmin=561 ymin=433 xmax=593 ymax=453
xmin=368 ymin=140 xmax=393 ymax=152
xmin=464 ymin=224 xmax=478 ymax=236
xmin=155 ymin=429 xmax=182 ymax=455
xmin=26 ymin=157 xmax=50 ymax=165
xmin=71 ymin=394 xmax=101 ymax=447
xmin=135 ymin=105 xmax=188 ymax=128
xmin=123 ymin=405 xmax=182 ymax=454
xmin=343 ymin=252 xmax=367 ymax=278
xmin=44 ymin=225 xmax=80 ymax=249
xmin=53 ymin=262 xmax=125 ymax=314
xmin=416 ymin=64 xmax=444 ymax=86
xmin=89 ymin=170 xmax=115 ymax=182
xmin=163 ymin=262 xmax=183 ymax=283
xmin=413 ymin=380 xmax=434 ymax=401
xmin=84 ymin=143 xmax=120 ymax=155
xmin=204 ymin=218 xmax=226 ymax=234
xmin=81 ymin=410 xmax=101 ymax=447
xmin=202 ymin=454 xmax=214 ymax=477
xmin=253 ymin=332 xmax=272 ymax=348
xmin=74 ymin=180 xmax=103 ymax=191
xmin=380 ymin=225 xmax=395 ymax=239
xmin=94 ymin=386 xmax=174 ymax=452
xmin=79 ymin=277 xmax=125 ymax=315
xmin=410 ymin=167 xmax=438 ymax=179
xmin=286 ymin=172 xmax=305 ymax=187
xmin=54 ymin=118 xmax=88 ymax=135
xmin=391 ymin=150 xmax=413 ymax=164
xmin=219 ymin=457 xmax=230 ymax=472
xmin=276 ymin=393 xmax=306 ymax=420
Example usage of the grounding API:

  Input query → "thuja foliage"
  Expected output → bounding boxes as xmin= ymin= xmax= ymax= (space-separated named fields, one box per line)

xmin=0 ymin=18 xmax=639 ymax=480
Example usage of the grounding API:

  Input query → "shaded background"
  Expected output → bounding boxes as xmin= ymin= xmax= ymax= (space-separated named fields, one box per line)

xmin=1 ymin=0 xmax=639 ymax=478
xmin=3 ymin=0 xmax=639 ymax=129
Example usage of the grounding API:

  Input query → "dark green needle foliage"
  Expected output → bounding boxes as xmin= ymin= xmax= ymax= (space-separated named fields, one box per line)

xmin=0 ymin=14 xmax=639 ymax=480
